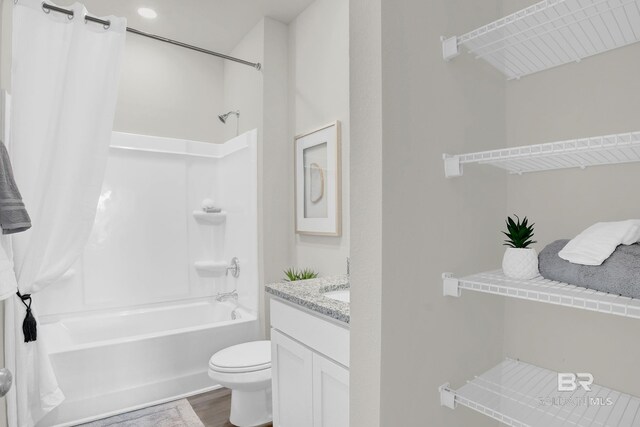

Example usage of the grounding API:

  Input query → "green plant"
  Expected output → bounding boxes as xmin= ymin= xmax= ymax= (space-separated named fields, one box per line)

xmin=502 ymin=215 xmax=537 ymax=249
xmin=283 ymin=268 xmax=319 ymax=282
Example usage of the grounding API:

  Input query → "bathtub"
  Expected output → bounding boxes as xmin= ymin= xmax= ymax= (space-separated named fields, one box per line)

xmin=37 ymin=299 xmax=260 ymax=427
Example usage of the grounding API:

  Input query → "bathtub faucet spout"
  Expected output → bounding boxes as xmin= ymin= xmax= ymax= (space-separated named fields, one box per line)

xmin=215 ymin=290 xmax=238 ymax=302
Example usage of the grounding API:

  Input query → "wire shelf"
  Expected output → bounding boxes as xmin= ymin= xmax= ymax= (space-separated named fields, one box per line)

xmin=442 ymin=0 xmax=640 ymax=79
xmin=443 ymin=270 xmax=640 ymax=320
xmin=443 ymin=131 xmax=640 ymax=177
xmin=440 ymin=359 xmax=640 ymax=426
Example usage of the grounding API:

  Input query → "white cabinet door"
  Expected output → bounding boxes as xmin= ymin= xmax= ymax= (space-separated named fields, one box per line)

xmin=312 ymin=353 xmax=350 ymax=427
xmin=272 ymin=330 xmax=313 ymax=427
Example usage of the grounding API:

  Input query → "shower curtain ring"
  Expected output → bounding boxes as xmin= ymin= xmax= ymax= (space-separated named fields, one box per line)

xmin=103 ymin=21 xmax=111 ymax=30
xmin=41 ymin=2 xmax=50 ymax=13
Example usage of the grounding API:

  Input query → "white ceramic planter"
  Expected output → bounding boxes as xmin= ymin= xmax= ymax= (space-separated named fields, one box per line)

xmin=502 ymin=248 xmax=539 ymax=280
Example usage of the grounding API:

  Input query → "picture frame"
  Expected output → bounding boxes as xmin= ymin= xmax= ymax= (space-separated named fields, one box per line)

xmin=294 ymin=121 xmax=341 ymax=236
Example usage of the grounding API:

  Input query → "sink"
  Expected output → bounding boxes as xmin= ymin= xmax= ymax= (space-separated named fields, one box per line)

xmin=323 ymin=289 xmax=350 ymax=303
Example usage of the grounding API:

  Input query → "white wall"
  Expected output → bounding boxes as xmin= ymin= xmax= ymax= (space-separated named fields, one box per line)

xmin=261 ymin=19 xmax=291 ymax=335
xmin=224 ymin=18 xmax=291 ymax=335
xmin=289 ymin=0 xmax=350 ymax=276
xmin=223 ymin=22 xmax=266 ymax=332
xmin=348 ymin=0 xmax=382 ymax=425
xmin=114 ymin=35 xmax=227 ymax=143
xmin=262 ymin=17 xmax=290 ymax=284
xmin=503 ymin=0 xmax=640 ymax=399
xmin=223 ymin=20 xmax=265 ymax=144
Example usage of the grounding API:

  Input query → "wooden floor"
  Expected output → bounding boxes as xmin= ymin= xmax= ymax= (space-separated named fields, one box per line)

xmin=187 ymin=388 xmax=273 ymax=427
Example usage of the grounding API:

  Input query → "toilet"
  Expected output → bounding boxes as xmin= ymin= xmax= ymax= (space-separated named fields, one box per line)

xmin=208 ymin=340 xmax=272 ymax=427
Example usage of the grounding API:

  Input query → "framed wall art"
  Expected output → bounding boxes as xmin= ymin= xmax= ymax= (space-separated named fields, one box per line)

xmin=294 ymin=121 xmax=341 ymax=236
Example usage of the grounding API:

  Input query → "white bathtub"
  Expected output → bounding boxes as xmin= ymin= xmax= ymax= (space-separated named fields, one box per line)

xmin=37 ymin=299 xmax=260 ymax=427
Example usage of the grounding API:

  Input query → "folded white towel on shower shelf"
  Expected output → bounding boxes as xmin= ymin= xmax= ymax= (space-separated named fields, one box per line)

xmin=558 ymin=219 xmax=640 ymax=266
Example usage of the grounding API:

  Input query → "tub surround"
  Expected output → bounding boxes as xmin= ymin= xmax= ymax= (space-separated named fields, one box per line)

xmin=34 ymin=130 xmax=260 ymax=427
xmin=265 ymin=275 xmax=350 ymax=323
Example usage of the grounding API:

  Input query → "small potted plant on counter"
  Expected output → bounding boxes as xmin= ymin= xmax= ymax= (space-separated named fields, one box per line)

xmin=283 ymin=268 xmax=319 ymax=282
xmin=502 ymin=215 xmax=539 ymax=280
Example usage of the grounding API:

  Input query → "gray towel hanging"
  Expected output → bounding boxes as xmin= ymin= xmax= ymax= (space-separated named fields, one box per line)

xmin=0 ymin=140 xmax=31 ymax=234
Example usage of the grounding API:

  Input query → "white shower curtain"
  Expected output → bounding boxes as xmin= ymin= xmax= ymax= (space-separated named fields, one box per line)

xmin=5 ymin=1 xmax=126 ymax=425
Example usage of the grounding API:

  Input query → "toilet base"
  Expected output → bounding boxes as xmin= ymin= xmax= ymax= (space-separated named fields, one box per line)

xmin=229 ymin=387 xmax=273 ymax=427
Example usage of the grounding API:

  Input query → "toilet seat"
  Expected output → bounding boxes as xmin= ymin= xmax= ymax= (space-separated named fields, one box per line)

xmin=209 ymin=340 xmax=271 ymax=374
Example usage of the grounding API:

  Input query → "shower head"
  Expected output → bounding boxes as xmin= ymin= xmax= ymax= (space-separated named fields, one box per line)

xmin=218 ymin=110 xmax=240 ymax=124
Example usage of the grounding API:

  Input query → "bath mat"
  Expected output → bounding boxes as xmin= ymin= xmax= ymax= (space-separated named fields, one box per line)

xmin=79 ymin=399 xmax=204 ymax=427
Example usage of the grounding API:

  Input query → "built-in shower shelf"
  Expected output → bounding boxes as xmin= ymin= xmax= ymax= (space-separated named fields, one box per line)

xmin=192 ymin=210 xmax=227 ymax=225
xmin=443 ymin=131 xmax=640 ymax=177
xmin=194 ymin=261 xmax=227 ymax=275
xmin=442 ymin=0 xmax=640 ymax=79
xmin=443 ymin=270 xmax=640 ymax=320
xmin=440 ymin=358 xmax=640 ymax=426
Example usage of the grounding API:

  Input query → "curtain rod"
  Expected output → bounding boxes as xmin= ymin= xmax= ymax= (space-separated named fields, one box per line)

xmin=37 ymin=2 xmax=262 ymax=70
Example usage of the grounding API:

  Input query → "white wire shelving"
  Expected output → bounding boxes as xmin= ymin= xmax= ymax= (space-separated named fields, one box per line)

xmin=443 ymin=270 xmax=640 ymax=319
xmin=442 ymin=0 xmax=640 ymax=79
xmin=443 ymin=131 xmax=640 ymax=177
xmin=440 ymin=358 xmax=640 ymax=426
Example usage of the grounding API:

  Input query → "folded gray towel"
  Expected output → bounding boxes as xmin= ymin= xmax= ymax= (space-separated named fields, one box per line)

xmin=539 ymin=239 xmax=640 ymax=299
xmin=0 ymin=141 xmax=30 ymax=234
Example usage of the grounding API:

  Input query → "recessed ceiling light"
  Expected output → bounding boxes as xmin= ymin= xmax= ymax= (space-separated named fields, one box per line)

xmin=137 ymin=7 xmax=157 ymax=19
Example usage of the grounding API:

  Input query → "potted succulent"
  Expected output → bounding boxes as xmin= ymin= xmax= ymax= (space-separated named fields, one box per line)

xmin=283 ymin=268 xmax=319 ymax=282
xmin=502 ymin=215 xmax=539 ymax=280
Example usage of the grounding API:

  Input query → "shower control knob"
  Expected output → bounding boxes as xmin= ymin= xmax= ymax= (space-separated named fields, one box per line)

xmin=226 ymin=257 xmax=240 ymax=278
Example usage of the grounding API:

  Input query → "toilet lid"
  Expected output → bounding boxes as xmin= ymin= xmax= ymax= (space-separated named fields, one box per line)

xmin=209 ymin=340 xmax=271 ymax=373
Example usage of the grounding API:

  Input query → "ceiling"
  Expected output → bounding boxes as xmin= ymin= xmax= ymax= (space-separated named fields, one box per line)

xmin=53 ymin=0 xmax=315 ymax=53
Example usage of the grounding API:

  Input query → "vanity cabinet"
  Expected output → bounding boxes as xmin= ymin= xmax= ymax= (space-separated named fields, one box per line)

xmin=270 ymin=298 xmax=349 ymax=427
xmin=271 ymin=330 xmax=313 ymax=427
xmin=312 ymin=352 xmax=349 ymax=427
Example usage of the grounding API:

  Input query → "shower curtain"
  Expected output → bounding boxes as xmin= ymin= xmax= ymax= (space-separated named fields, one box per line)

xmin=5 ymin=1 xmax=126 ymax=425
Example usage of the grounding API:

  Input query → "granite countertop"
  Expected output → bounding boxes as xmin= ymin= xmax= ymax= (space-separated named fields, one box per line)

xmin=265 ymin=275 xmax=350 ymax=324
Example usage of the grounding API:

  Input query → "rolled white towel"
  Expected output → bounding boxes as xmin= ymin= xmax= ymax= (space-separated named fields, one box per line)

xmin=559 ymin=219 xmax=640 ymax=266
